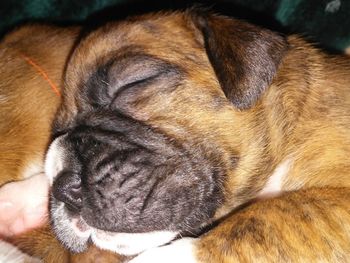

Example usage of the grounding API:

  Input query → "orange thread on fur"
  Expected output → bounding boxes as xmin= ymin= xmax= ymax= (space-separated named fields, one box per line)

xmin=20 ymin=53 xmax=61 ymax=97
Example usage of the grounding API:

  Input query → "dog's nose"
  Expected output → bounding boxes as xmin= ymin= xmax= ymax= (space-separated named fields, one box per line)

xmin=52 ymin=171 xmax=82 ymax=213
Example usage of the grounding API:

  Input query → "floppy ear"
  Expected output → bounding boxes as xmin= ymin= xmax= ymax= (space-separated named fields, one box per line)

xmin=191 ymin=12 xmax=288 ymax=109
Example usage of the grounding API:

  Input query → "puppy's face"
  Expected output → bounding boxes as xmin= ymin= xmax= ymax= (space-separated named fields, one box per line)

xmin=45 ymin=11 xmax=287 ymax=255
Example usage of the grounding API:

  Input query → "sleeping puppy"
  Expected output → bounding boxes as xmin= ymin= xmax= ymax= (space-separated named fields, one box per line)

xmin=44 ymin=10 xmax=350 ymax=262
xmin=0 ymin=24 xmax=123 ymax=262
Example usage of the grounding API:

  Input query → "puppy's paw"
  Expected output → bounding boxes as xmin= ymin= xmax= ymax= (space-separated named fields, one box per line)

xmin=128 ymin=238 xmax=198 ymax=263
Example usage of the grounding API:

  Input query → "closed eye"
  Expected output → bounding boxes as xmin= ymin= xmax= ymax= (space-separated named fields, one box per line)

xmin=112 ymin=71 xmax=164 ymax=99
xmin=83 ymin=52 xmax=182 ymax=108
xmin=107 ymin=53 xmax=181 ymax=98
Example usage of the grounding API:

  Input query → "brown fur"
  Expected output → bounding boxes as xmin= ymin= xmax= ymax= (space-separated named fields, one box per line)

xmin=0 ymin=25 xmax=124 ymax=262
xmin=2 ymin=10 xmax=350 ymax=262
xmin=59 ymin=12 xmax=350 ymax=262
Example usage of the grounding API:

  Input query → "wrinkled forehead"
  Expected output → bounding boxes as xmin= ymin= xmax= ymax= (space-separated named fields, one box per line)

xmin=55 ymin=12 xmax=215 ymax=128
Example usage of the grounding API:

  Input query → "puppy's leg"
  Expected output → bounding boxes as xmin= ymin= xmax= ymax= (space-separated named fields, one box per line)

xmin=9 ymin=225 xmax=70 ymax=263
xmin=10 ymin=226 xmax=127 ymax=263
xmin=130 ymin=187 xmax=350 ymax=262
xmin=0 ymin=240 xmax=41 ymax=263
xmin=197 ymin=187 xmax=350 ymax=262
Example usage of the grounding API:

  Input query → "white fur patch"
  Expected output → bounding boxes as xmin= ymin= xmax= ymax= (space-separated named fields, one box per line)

xmin=45 ymin=136 xmax=65 ymax=184
xmin=91 ymin=230 xmax=178 ymax=256
xmin=258 ymin=158 xmax=293 ymax=198
xmin=0 ymin=240 xmax=41 ymax=263
xmin=129 ymin=238 xmax=197 ymax=263
xmin=71 ymin=217 xmax=92 ymax=239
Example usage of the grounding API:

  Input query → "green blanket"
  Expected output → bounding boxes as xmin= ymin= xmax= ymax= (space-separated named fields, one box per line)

xmin=1 ymin=0 xmax=349 ymax=52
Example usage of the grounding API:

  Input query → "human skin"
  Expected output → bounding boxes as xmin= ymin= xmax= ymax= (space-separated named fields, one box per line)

xmin=0 ymin=174 xmax=49 ymax=238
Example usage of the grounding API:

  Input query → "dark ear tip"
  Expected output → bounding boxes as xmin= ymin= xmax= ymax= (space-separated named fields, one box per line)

xmin=186 ymin=6 xmax=211 ymax=28
xmin=232 ymin=98 xmax=256 ymax=110
xmin=187 ymin=9 xmax=288 ymax=110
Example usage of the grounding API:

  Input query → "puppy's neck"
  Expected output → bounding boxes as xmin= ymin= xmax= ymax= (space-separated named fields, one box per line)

xmin=261 ymin=36 xmax=350 ymax=191
xmin=220 ymin=36 xmax=349 ymax=214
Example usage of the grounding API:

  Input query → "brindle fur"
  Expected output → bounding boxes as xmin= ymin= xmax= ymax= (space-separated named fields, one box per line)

xmin=1 ymin=9 xmax=350 ymax=262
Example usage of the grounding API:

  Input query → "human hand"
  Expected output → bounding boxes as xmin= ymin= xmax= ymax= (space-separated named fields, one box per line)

xmin=0 ymin=174 xmax=49 ymax=237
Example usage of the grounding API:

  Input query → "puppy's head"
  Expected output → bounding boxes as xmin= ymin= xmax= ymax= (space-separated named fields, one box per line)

xmin=45 ymin=10 xmax=287 ymax=255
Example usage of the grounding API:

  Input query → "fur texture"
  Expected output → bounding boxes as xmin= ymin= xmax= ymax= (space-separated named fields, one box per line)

xmin=2 ymin=10 xmax=350 ymax=262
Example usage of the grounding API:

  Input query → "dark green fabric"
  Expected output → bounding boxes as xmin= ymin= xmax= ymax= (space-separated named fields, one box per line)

xmin=225 ymin=0 xmax=350 ymax=51
xmin=273 ymin=0 xmax=350 ymax=51
xmin=1 ymin=0 xmax=349 ymax=52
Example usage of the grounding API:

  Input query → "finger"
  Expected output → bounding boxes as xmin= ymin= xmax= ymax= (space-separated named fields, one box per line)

xmin=0 ymin=174 xmax=49 ymax=236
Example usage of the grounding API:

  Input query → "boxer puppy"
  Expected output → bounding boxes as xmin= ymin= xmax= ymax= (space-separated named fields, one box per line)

xmin=0 ymin=24 xmax=123 ymax=262
xmin=45 ymin=10 xmax=350 ymax=262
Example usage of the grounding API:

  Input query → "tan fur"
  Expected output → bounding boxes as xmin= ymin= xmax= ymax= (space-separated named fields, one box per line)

xmin=2 ymin=11 xmax=350 ymax=262
xmin=0 ymin=25 xmax=124 ymax=262
xmin=0 ymin=25 xmax=72 ymax=184
xmin=59 ymin=12 xmax=350 ymax=262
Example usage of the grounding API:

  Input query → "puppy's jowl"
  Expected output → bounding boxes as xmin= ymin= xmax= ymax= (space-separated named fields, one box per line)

xmin=7 ymin=10 xmax=350 ymax=262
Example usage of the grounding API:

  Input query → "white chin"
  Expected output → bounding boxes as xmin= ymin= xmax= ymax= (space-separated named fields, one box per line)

xmin=91 ymin=230 xmax=178 ymax=256
xmin=55 ymin=208 xmax=179 ymax=256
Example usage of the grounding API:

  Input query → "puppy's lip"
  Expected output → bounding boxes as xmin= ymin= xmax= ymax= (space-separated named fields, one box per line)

xmin=65 ymin=213 xmax=178 ymax=255
xmin=90 ymin=229 xmax=179 ymax=256
xmin=71 ymin=216 xmax=92 ymax=238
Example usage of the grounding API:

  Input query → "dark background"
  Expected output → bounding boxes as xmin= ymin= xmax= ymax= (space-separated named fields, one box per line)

xmin=1 ymin=0 xmax=349 ymax=52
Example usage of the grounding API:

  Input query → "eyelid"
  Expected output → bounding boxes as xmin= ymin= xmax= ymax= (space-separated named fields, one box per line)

xmin=111 ymin=70 xmax=164 ymax=98
xmin=108 ymin=57 xmax=179 ymax=98
xmin=108 ymin=60 xmax=156 ymax=95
